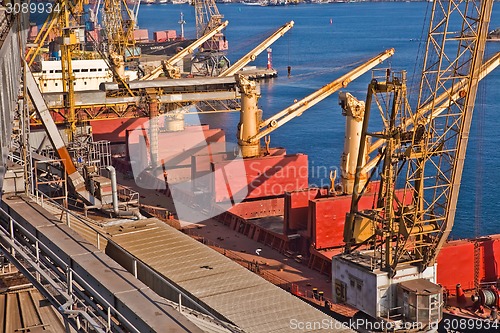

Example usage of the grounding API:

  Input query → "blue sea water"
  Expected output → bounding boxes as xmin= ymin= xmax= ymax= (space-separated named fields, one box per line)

xmin=136 ymin=2 xmax=500 ymax=239
xmin=32 ymin=2 xmax=500 ymax=239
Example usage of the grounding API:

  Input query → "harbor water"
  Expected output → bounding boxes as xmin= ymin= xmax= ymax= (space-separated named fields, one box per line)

xmin=35 ymin=2 xmax=500 ymax=239
xmin=141 ymin=2 xmax=500 ymax=239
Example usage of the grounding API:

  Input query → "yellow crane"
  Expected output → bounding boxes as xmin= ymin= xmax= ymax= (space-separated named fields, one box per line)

xmin=353 ymin=51 xmax=500 ymax=181
xmin=26 ymin=0 xmax=84 ymax=141
xmin=26 ymin=0 xmax=69 ymax=67
xmin=26 ymin=0 xmax=136 ymax=105
xmin=333 ymin=0 xmax=495 ymax=329
xmin=235 ymin=49 xmax=394 ymax=158
xmin=219 ymin=21 xmax=294 ymax=77
xmin=191 ymin=0 xmax=229 ymax=76
xmin=140 ymin=20 xmax=229 ymax=80
xmin=193 ymin=0 xmax=223 ymax=39
xmin=102 ymin=0 xmax=138 ymax=79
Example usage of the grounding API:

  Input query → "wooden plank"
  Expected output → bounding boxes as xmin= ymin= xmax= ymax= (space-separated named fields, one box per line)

xmin=5 ymin=293 xmax=21 ymax=333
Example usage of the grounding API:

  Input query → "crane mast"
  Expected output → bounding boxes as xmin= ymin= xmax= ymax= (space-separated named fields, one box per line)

xmin=334 ymin=0 xmax=495 ymax=329
xmin=235 ymin=49 xmax=394 ymax=158
xmin=345 ymin=0 xmax=493 ymax=273
xmin=193 ymin=0 xmax=223 ymax=39
xmin=406 ymin=0 xmax=493 ymax=268
xmin=102 ymin=0 xmax=138 ymax=79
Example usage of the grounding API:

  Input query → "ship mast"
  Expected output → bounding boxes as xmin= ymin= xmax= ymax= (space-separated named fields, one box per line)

xmin=179 ymin=12 xmax=186 ymax=40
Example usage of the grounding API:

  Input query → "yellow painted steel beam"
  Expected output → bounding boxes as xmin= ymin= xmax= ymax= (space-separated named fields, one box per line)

xmin=219 ymin=20 xmax=294 ymax=77
xmin=249 ymin=48 xmax=395 ymax=143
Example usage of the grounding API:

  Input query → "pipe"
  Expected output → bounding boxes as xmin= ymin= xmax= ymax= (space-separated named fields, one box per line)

xmin=107 ymin=166 xmax=119 ymax=214
xmin=105 ymin=166 xmax=143 ymax=219
xmin=59 ymin=301 xmax=106 ymax=333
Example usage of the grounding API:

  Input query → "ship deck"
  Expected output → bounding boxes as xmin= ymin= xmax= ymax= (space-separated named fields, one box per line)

xmin=114 ymin=172 xmax=360 ymax=320
xmin=0 ymin=283 xmax=71 ymax=333
xmin=36 ymin=170 xmax=355 ymax=332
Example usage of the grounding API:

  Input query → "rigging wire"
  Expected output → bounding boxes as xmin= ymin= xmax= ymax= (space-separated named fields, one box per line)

xmin=475 ymin=71 xmax=486 ymax=238
xmin=227 ymin=26 xmax=282 ymax=55
xmin=472 ymin=62 xmax=486 ymax=291
xmin=409 ymin=1 xmax=432 ymax=104
xmin=281 ymin=57 xmax=371 ymax=82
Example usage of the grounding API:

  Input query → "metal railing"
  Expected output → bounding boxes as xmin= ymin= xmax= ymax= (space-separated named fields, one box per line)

xmin=31 ymin=189 xmax=242 ymax=333
xmin=186 ymin=230 xmax=336 ymax=311
xmin=0 ymin=205 xmax=135 ymax=333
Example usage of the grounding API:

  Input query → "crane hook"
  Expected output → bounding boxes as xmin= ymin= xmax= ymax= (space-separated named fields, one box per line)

xmin=264 ymin=135 xmax=271 ymax=155
xmin=329 ymin=169 xmax=337 ymax=194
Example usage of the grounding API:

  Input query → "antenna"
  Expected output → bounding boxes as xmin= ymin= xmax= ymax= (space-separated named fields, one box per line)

xmin=179 ymin=12 xmax=186 ymax=40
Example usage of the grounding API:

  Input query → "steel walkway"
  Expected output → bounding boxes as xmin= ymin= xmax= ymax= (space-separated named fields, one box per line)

xmin=0 ymin=194 xmax=208 ymax=332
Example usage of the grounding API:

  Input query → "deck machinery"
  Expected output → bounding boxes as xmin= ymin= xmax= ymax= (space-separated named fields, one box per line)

xmin=191 ymin=0 xmax=229 ymax=76
xmin=332 ymin=0 xmax=494 ymax=330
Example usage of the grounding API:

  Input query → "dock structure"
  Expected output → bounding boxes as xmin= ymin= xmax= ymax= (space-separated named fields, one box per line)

xmin=238 ymin=67 xmax=278 ymax=80
xmin=41 ymin=76 xmax=242 ymax=122
xmin=0 ymin=195 xmax=215 ymax=332
xmin=0 ymin=9 xmax=27 ymax=198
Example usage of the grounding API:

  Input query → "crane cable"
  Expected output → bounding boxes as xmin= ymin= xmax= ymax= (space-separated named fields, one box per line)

xmin=473 ymin=63 xmax=486 ymax=292
xmin=409 ymin=1 xmax=433 ymax=102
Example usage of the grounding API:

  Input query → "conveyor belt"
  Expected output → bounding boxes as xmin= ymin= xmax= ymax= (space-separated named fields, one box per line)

xmin=1 ymin=195 xmax=206 ymax=333
xmin=105 ymin=218 xmax=356 ymax=333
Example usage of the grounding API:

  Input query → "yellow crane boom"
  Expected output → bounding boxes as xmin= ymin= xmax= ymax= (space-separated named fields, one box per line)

xmin=256 ymin=48 xmax=394 ymax=139
xmin=235 ymin=48 xmax=394 ymax=158
xmin=140 ymin=21 xmax=229 ymax=80
xmin=360 ymin=51 xmax=500 ymax=175
xmin=219 ymin=21 xmax=294 ymax=77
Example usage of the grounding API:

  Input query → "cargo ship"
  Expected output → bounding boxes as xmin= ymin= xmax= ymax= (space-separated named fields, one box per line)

xmin=5 ymin=2 xmax=500 ymax=333
xmin=136 ymin=38 xmax=195 ymax=56
xmin=102 ymin=19 xmax=500 ymax=331
xmin=133 ymin=12 xmax=196 ymax=56
xmin=104 ymin=82 xmax=500 ymax=332
xmin=28 ymin=31 xmax=498 ymax=333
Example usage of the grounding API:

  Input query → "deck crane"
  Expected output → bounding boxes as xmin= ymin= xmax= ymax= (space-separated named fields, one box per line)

xmin=354 ymin=51 xmax=500 ymax=179
xmin=102 ymin=0 xmax=138 ymax=79
xmin=333 ymin=0 xmax=494 ymax=329
xmin=191 ymin=0 xmax=229 ymax=76
xmin=193 ymin=0 xmax=223 ymax=39
xmin=140 ymin=21 xmax=229 ymax=80
xmin=219 ymin=21 xmax=294 ymax=77
xmin=235 ymin=49 xmax=394 ymax=159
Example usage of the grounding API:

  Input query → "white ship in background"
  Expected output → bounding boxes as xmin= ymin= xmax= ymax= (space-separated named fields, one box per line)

xmin=33 ymin=59 xmax=138 ymax=93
